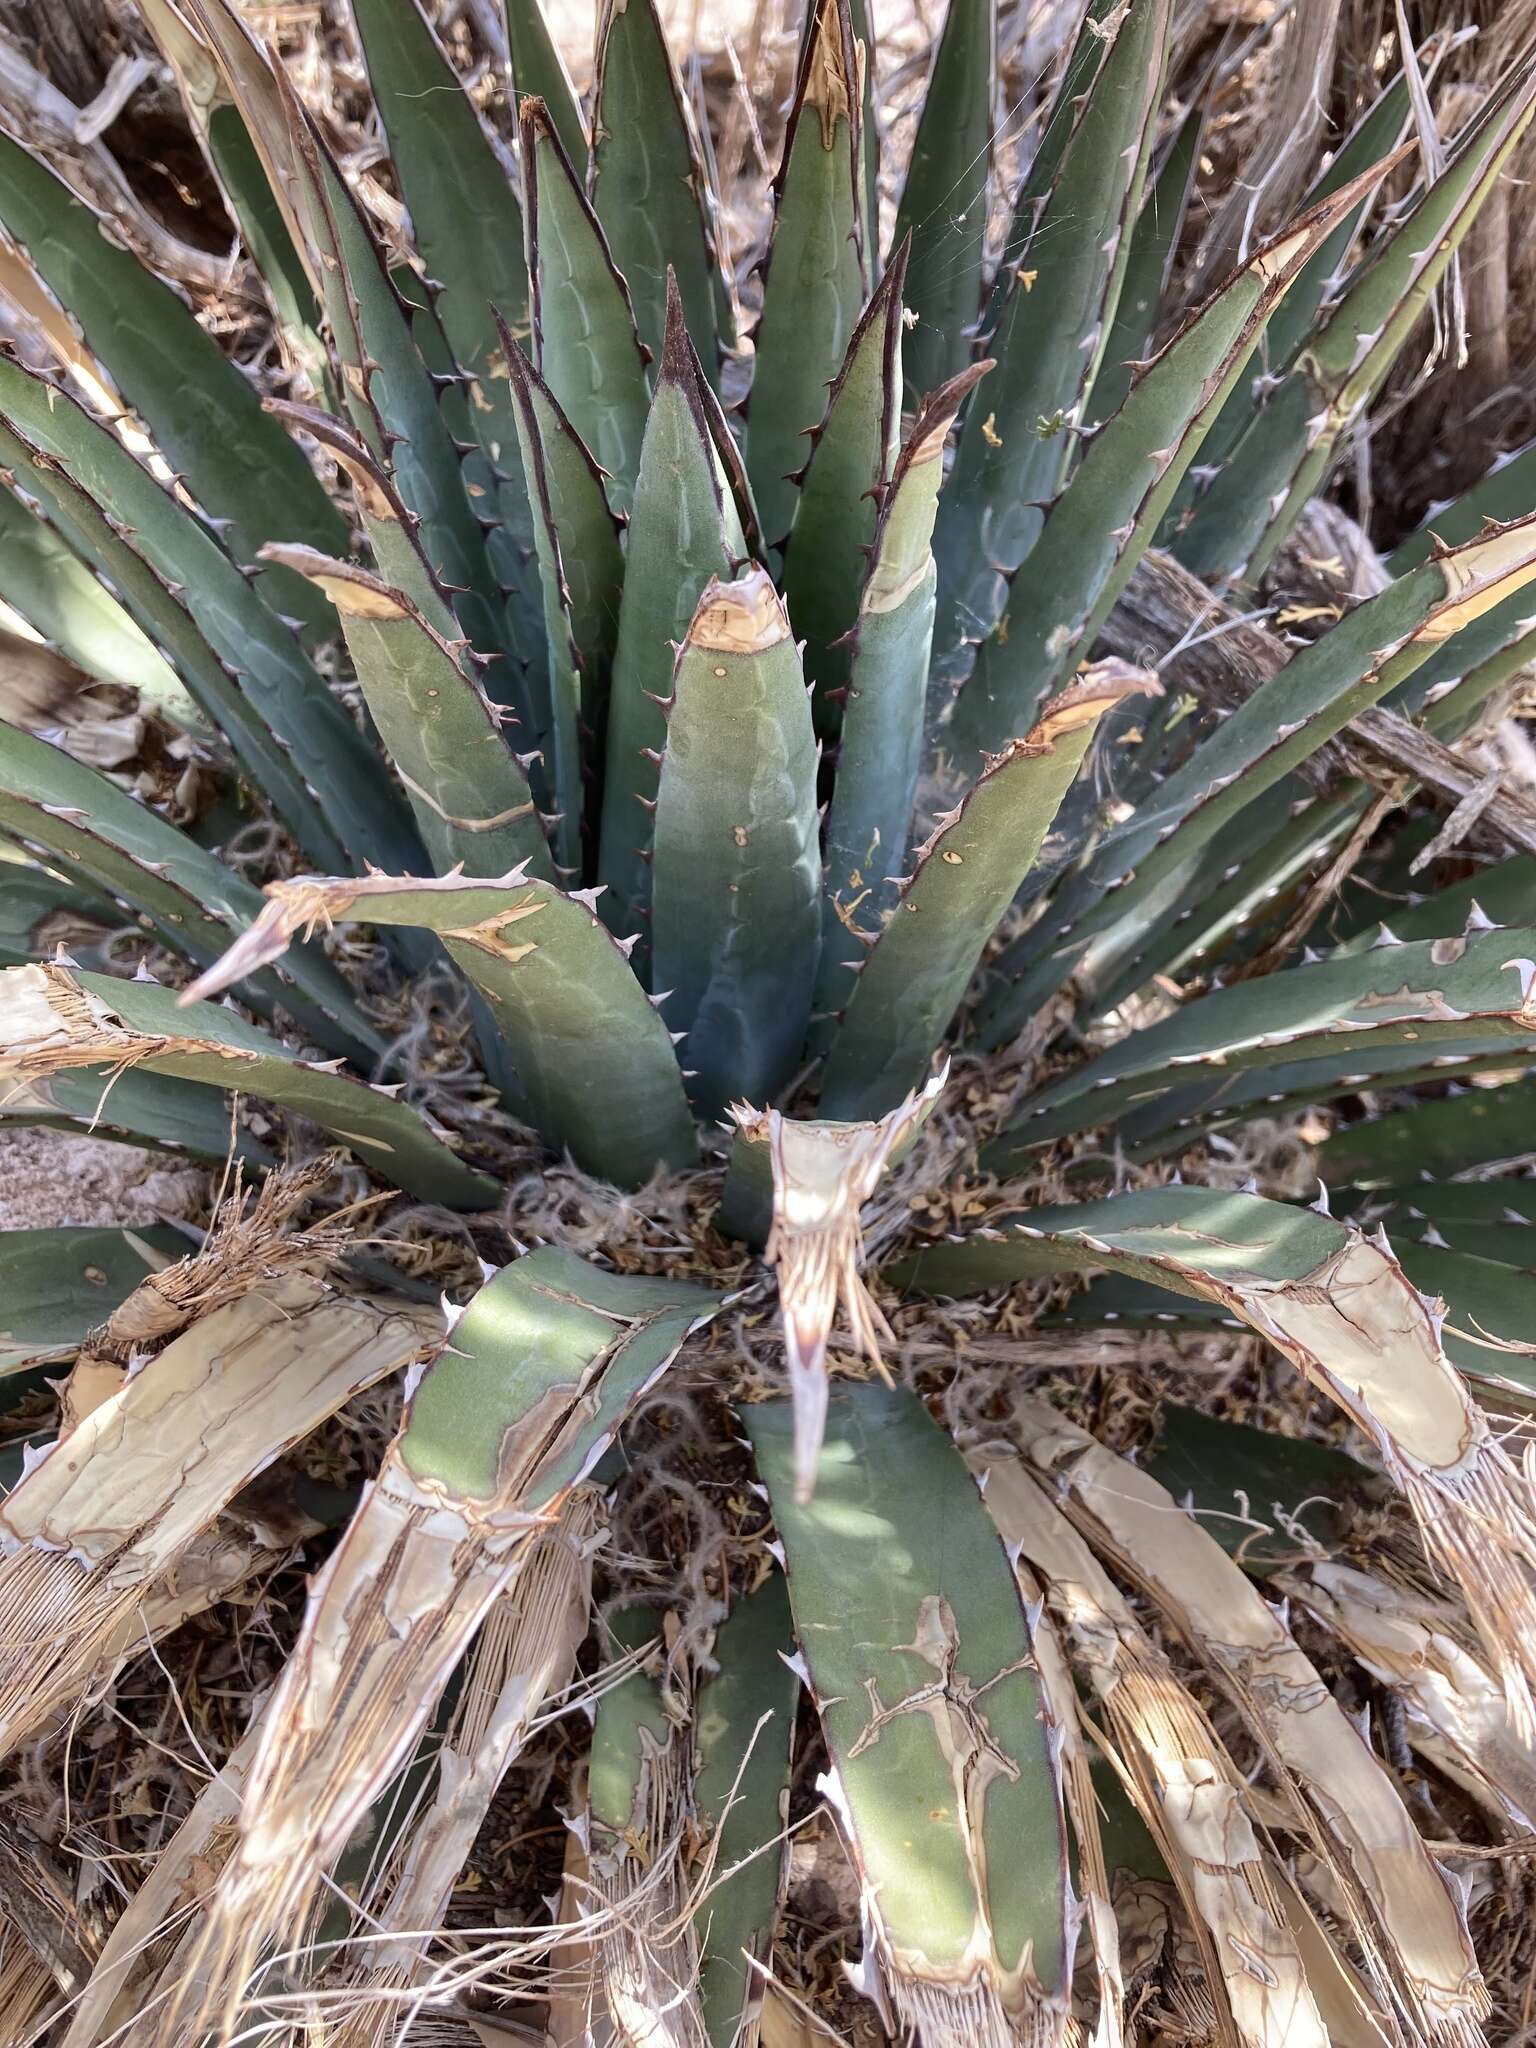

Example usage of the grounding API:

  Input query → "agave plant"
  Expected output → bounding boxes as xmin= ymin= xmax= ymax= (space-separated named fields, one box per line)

xmin=6 ymin=0 xmax=1536 ymax=2040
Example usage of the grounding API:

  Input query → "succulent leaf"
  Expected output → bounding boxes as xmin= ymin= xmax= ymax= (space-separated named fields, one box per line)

xmin=891 ymin=0 xmax=995 ymax=397
xmin=934 ymin=0 xmax=1172 ymax=665
xmin=652 ymin=570 xmax=821 ymax=1118
xmin=590 ymin=0 xmax=722 ymax=379
xmin=184 ymin=872 xmax=698 ymax=1188
xmin=0 ymin=129 xmax=347 ymax=639
xmin=745 ymin=1381 xmax=1072 ymax=2047
xmin=820 ymin=665 xmax=1155 ymax=1120
xmin=743 ymin=0 xmax=868 ymax=554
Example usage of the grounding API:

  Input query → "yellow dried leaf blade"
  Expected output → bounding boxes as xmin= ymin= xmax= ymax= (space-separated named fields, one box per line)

xmin=1007 ymin=1399 xmax=1489 ymax=2047
xmin=0 ymin=1276 xmax=433 ymax=1765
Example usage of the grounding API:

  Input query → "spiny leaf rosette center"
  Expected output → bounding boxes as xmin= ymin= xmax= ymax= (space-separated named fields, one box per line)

xmin=1 ymin=0 xmax=1536 ymax=2041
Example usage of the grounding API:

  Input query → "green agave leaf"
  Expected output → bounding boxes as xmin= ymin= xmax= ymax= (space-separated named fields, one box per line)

xmin=1333 ymin=860 xmax=1536 ymax=955
xmin=891 ymin=0 xmax=995 ymax=397
xmin=814 ymin=365 xmax=991 ymax=1040
xmin=1372 ymin=1180 xmax=1536 ymax=1232
xmin=1028 ymin=514 xmax=1536 ymax=1015
xmin=1176 ymin=59 xmax=1536 ymax=585
xmin=0 ymin=1056 xmax=275 ymax=1165
xmin=1393 ymin=1241 xmax=1536 ymax=1412
xmin=651 ymin=570 xmax=821 ymax=1118
xmin=0 ymin=1225 xmax=188 ymax=1376
xmin=587 ymin=1604 xmax=673 ymax=1833
xmin=744 ymin=1382 xmax=1070 ymax=2041
xmin=988 ymin=924 xmax=1536 ymax=1158
xmin=1319 ymin=1074 xmax=1536 ymax=1188
xmin=1145 ymin=1406 xmax=1373 ymax=1577
xmin=590 ymin=0 xmax=722 ymax=380
xmin=3 ymin=960 xmax=490 ymax=1205
xmin=401 ymin=1247 xmax=712 ymax=1505
xmin=934 ymin=0 xmax=1171 ymax=663
xmin=780 ymin=240 xmax=906 ymax=744
xmin=0 ymin=478 xmax=190 ymax=719
xmin=819 ymin=669 xmax=1151 ymax=1121
xmin=229 ymin=30 xmax=528 ymax=716
xmin=265 ymin=398 xmax=461 ymax=643
xmin=847 ymin=0 xmax=879 ymax=284
xmin=142 ymin=0 xmax=330 ymax=386
xmin=1085 ymin=102 xmax=1201 ymax=429
xmin=262 ymin=547 xmax=553 ymax=884
xmin=0 ymin=854 xmax=115 ymax=969
xmin=185 ymin=872 xmax=698 ymax=1188
xmin=0 ymin=720 xmax=378 ymax=1062
xmin=0 ymin=370 xmax=419 ymax=878
xmin=990 ymin=0 xmax=1119 ymax=284
xmin=945 ymin=164 xmax=1391 ymax=762
xmin=504 ymin=0 xmax=587 ymax=170
xmin=500 ymin=327 xmax=626 ymax=877
xmin=1393 ymin=437 xmax=1536 ymax=571
xmin=1163 ymin=69 xmax=1413 ymax=501
xmin=692 ymin=1572 xmax=798 ymax=2048
xmin=522 ymin=95 xmax=652 ymax=517
xmin=599 ymin=284 xmax=745 ymax=959
xmin=743 ymin=0 xmax=868 ymax=554
xmin=349 ymin=0 xmax=547 ymax=699
xmin=0 ymin=131 xmax=345 ymax=641
xmin=1093 ymin=1042 xmax=1536 ymax=1170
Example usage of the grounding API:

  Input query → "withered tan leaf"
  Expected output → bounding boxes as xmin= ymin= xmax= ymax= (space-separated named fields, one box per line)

xmin=1005 ymin=1397 xmax=1489 ymax=2048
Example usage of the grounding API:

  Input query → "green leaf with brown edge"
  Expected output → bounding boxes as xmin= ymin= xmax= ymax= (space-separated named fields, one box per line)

xmin=692 ymin=1570 xmax=799 ymax=2048
xmin=934 ymin=0 xmax=1171 ymax=665
xmin=1175 ymin=58 xmax=1536 ymax=586
xmin=744 ymin=1381 xmax=1070 ymax=2044
xmin=590 ymin=0 xmax=722 ymax=381
xmin=891 ymin=0 xmax=994 ymax=398
xmin=0 ymin=129 xmax=346 ymax=641
xmin=813 ymin=364 xmax=991 ymax=1044
xmin=651 ymin=570 xmax=820 ymax=1118
xmin=145 ymin=0 xmax=330 ymax=387
xmin=0 ymin=719 xmax=380 ymax=1064
xmin=780 ymin=239 xmax=906 ymax=745
xmin=0 ymin=1225 xmax=189 ymax=1377
xmin=4 ymin=960 xmax=493 ymax=1207
xmin=349 ymin=0 xmax=547 ymax=701
xmin=819 ymin=667 xmax=1153 ymax=1121
xmin=260 ymin=546 xmax=553 ymax=885
xmin=598 ymin=282 xmax=745 ymax=962
xmin=504 ymin=0 xmax=587 ymax=170
xmin=1085 ymin=101 xmax=1202 ymax=429
xmin=194 ymin=4 xmax=531 ymax=721
xmin=522 ymin=94 xmax=652 ymax=518
xmin=499 ymin=323 xmax=626 ymax=878
xmin=0 ymin=397 xmax=404 ymax=879
xmin=742 ymin=0 xmax=868 ymax=555
xmin=986 ymin=924 xmax=1536 ymax=1157
xmin=183 ymin=872 xmax=698 ymax=1189
xmin=945 ymin=165 xmax=1392 ymax=764
xmin=1158 ymin=68 xmax=1415 ymax=524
